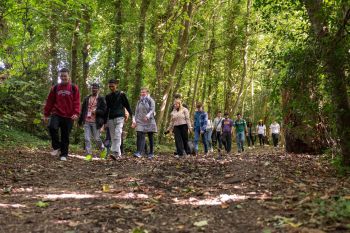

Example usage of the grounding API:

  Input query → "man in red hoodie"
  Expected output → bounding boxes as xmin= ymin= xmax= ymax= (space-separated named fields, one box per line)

xmin=44 ymin=68 xmax=80 ymax=161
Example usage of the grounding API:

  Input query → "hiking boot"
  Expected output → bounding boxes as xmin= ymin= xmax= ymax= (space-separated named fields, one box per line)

xmin=60 ymin=156 xmax=67 ymax=161
xmin=50 ymin=149 xmax=60 ymax=156
xmin=109 ymin=153 xmax=117 ymax=161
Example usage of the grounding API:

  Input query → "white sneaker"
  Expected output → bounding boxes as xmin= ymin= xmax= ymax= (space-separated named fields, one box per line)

xmin=50 ymin=149 xmax=60 ymax=156
xmin=60 ymin=156 xmax=67 ymax=161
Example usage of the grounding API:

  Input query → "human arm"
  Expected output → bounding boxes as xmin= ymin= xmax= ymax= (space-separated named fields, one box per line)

xmin=121 ymin=92 xmax=133 ymax=119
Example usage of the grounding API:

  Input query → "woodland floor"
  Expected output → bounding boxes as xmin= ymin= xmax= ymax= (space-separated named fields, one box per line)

xmin=0 ymin=146 xmax=349 ymax=233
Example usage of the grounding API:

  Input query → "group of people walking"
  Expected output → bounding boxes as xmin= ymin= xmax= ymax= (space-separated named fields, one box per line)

xmin=43 ymin=68 xmax=281 ymax=161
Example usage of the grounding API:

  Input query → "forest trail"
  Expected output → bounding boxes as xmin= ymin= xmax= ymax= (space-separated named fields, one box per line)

xmin=0 ymin=147 xmax=349 ymax=233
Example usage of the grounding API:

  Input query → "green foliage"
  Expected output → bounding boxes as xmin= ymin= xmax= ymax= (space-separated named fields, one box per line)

xmin=331 ymin=154 xmax=350 ymax=176
xmin=313 ymin=197 xmax=350 ymax=222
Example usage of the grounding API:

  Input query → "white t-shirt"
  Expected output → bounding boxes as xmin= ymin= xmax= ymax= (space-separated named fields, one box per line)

xmin=270 ymin=123 xmax=280 ymax=134
xmin=207 ymin=119 xmax=213 ymax=130
xmin=256 ymin=125 xmax=266 ymax=135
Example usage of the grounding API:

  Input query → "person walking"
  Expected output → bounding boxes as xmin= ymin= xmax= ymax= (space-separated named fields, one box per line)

xmin=221 ymin=112 xmax=234 ymax=154
xmin=234 ymin=113 xmax=247 ymax=153
xmin=166 ymin=99 xmax=192 ymax=157
xmin=206 ymin=113 xmax=214 ymax=153
xmin=132 ymin=87 xmax=157 ymax=159
xmin=78 ymin=83 xmax=106 ymax=158
xmin=193 ymin=103 xmax=209 ymax=156
xmin=256 ymin=120 xmax=266 ymax=146
xmin=43 ymin=68 xmax=80 ymax=161
xmin=246 ymin=121 xmax=255 ymax=148
xmin=213 ymin=111 xmax=224 ymax=152
xmin=270 ymin=120 xmax=281 ymax=147
xmin=105 ymin=79 xmax=133 ymax=160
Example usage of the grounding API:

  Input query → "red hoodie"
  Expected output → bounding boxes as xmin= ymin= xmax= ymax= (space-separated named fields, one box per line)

xmin=44 ymin=83 xmax=80 ymax=118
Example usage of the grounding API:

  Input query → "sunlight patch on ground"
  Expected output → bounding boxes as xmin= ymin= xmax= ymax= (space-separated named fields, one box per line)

xmin=173 ymin=194 xmax=248 ymax=206
xmin=0 ymin=203 xmax=26 ymax=208
xmin=36 ymin=192 xmax=149 ymax=200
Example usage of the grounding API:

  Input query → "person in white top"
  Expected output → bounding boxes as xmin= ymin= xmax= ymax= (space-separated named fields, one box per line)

xmin=270 ymin=121 xmax=280 ymax=147
xmin=256 ymin=120 xmax=266 ymax=146
xmin=206 ymin=113 xmax=214 ymax=153
xmin=212 ymin=111 xmax=224 ymax=151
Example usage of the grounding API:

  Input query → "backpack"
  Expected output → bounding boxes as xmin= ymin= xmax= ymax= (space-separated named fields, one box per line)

xmin=53 ymin=83 xmax=77 ymax=95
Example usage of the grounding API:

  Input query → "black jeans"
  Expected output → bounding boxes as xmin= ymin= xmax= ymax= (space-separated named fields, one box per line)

xmin=221 ymin=132 xmax=232 ymax=153
xmin=247 ymin=134 xmax=254 ymax=146
xmin=173 ymin=124 xmax=189 ymax=156
xmin=136 ymin=131 xmax=154 ymax=155
xmin=48 ymin=115 xmax=73 ymax=157
xmin=215 ymin=131 xmax=223 ymax=151
xmin=272 ymin=133 xmax=279 ymax=147
xmin=258 ymin=134 xmax=265 ymax=146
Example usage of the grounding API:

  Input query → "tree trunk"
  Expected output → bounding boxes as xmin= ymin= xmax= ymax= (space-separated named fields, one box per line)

xmin=231 ymin=0 xmax=251 ymax=115
xmin=81 ymin=6 xmax=91 ymax=98
xmin=131 ymin=0 xmax=151 ymax=106
xmin=114 ymin=0 xmax=122 ymax=81
xmin=48 ymin=6 xmax=58 ymax=85
xmin=71 ymin=19 xmax=80 ymax=84
xmin=303 ymin=0 xmax=350 ymax=165
xmin=156 ymin=2 xmax=194 ymax=135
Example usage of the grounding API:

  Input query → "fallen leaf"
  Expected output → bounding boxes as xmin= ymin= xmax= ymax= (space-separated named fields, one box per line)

xmin=194 ymin=220 xmax=208 ymax=227
xmin=36 ymin=201 xmax=49 ymax=208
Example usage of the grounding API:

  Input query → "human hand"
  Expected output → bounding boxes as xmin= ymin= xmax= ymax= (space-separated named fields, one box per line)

xmin=71 ymin=114 xmax=79 ymax=120
xmin=132 ymin=122 xmax=137 ymax=128
xmin=43 ymin=117 xmax=49 ymax=124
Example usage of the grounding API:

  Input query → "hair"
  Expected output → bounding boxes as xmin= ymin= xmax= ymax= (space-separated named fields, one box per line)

xmin=236 ymin=112 xmax=241 ymax=116
xmin=258 ymin=120 xmax=264 ymax=126
xmin=174 ymin=93 xmax=182 ymax=99
xmin=141 ymin=87 xmax=149 ymax=92
xmin=247 ymin=122 xmax=252 ymax=127
xmin=174 ymin=99 xmax=183 ymax=110
xmin=59 ymin=68 xmax=70 ymax=73
xmin=217 ymin=111 xmax=222 ymax=114
xmin=224 ymin=112 xmax=229 ymax=116
xmin=108 ymin=79 xmax=118 ymax=84
xmin=91 ymin=83 xmax=100 ymax=88
xmin=196 ymin=102 xmax=203 ymax=109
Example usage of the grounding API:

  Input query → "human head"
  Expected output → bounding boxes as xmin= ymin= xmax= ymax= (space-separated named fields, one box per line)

xmin=224 ymin=112 xmax=229 ymax=118
xmin=247 ymin=121 xmax=252 ymax=127
xmin=259 ymin=119 xmax=263 ymax=125
xmin=59 ymin=68 xmax=70 ymax=85
xmin=91 ymin=83 xmax=100 ymax=96
xmin=140 ymin=87 xmax=148 ymax=98
xmin=217 ymin=111 xmax=222 ymax=118
xmin=236 ymin=113 xmax=241 ymax=120
xmin=196 ymin=102 xmax=203 ymax=111
xmin=108 ymin=79 xmax=119 ymax=92
xmin=174 ymin=99 xmax=182 ymax=110
xmin=174 ymin=93 xmax=182 ymax=100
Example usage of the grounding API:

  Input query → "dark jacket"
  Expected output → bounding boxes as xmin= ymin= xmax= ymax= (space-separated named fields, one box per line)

xmin=78 ymin=95 xmax=107 ymax=129
xmin=105 ymin=91 xmax=133 ymax=121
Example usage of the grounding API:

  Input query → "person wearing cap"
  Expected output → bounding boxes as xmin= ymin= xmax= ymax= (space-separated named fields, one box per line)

xmin=256 ymin=119 xmax=266 ymax=146
xmin=78 ymin=83 xmax=107 ymax=157
xmin=221 ymin=112 xmax=234 ymax=154
xmin=234 ymin=113 xmax=247 ymax=153
xmin=105 ymin=79 xmax=133 ymax=160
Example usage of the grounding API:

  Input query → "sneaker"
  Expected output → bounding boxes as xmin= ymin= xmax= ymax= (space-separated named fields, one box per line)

xmin=109 ymin=153 xmax=117 ymax=161
xmin=50 ymin=149 xmax=60 ymax=156
xmin=60 ymin=156 xmax=67 ymax=161
xmin=210 ymin=148 xmax=214 ymax=153
xmin=148 ymin=154 xmax=154 ymax=159
xmin=133 ymin=152 xmax=142 ymax=158
xmin=174 ymin=155 xmax=180 ymax=159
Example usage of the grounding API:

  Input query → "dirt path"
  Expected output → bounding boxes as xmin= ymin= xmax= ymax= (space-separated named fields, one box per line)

xmin=0 ymin=147 xmax=349 ymax=233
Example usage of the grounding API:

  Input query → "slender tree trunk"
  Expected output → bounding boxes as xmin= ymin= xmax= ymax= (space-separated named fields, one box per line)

xmin=191 ymin=56 xmax=203 ymax=116
xmin=156 ymin=2 xmax=194 ymax=135
xmin=231 ymin=0 xmax=251 ymax=114
xmin=71 ymin=19 xmax=80 ymax=84
xmin=49 ymin=6 xmax=58 ymax=85
xmin=81 ymin=6 xmax=91 ymax=98
xmin=131 ymin=0 xmax=151 ymax=106
xmin=114 ymin=0 xmax=122 ymax=80
xmin=304 ymin=0 xmax=350 ymax=165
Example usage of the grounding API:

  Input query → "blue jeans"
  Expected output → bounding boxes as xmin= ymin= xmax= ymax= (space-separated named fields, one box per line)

xmin=84 ymin=122 xmax=103 ymax=154
xmin=194 ymin=128 xmax=208 ymax=153
xmin=236 ymin=131 xmax=245 ymax=152
xmin=205 ymin=129 xmax=213 ymax=150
